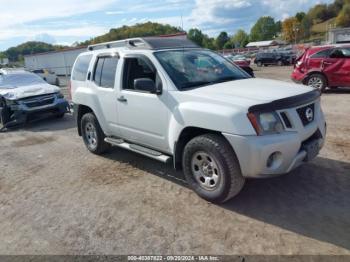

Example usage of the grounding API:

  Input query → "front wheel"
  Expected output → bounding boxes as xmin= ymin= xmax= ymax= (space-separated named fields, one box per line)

xmin=182 ymin=134 xmax=245 ymax=203
xmin=81 ymin=113 xmax=110 ymax=155
xmin=307 ymin=74 xmax=327 ymax=92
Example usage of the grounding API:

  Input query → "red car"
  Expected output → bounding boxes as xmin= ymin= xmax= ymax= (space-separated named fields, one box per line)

xmin=291 ymin=45 xmax=350 ymax=92
xmin=226 ymin=55 xmax=254 ymax=77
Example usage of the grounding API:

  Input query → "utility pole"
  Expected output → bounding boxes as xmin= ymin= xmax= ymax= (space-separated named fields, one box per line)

xmin=293 ymin=25 xmax=300 ymax=46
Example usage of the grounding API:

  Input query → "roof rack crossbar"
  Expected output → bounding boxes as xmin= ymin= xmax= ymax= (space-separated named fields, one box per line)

xmin=87 ymin=38 xmax=150 ymax=51
xmin=86 ymin=35 xmax=199 ymax=51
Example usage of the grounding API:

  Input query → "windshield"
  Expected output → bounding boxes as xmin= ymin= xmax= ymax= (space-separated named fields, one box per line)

xmin=154 ymin=49 xmax=250 ymax=90
xmin=0 ymin=73 xmax=45 ymax=89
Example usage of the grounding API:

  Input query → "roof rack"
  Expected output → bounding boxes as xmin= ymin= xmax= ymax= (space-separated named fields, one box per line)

xmin=87 ymin=35 xmax=199 ymax=51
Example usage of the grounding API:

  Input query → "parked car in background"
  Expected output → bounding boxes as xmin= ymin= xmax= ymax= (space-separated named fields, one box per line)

xmin=32 ymin=69 xmax=60 ymax=86
xmin=254 ymin=52 xmax=292 ymax=67
xmin=226 ymin=54 xmax=254 ymax=76
xmin=291 ymin=45 xmax=350 ymax=92
xmin=71 ymin=36 xmax=326 ymax=203
xmin=0 ymin=69 xmax=69 ymax=130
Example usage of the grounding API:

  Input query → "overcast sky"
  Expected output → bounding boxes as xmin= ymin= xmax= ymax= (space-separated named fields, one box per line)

xmin=0 ymin=0 xmax=333 ymax=51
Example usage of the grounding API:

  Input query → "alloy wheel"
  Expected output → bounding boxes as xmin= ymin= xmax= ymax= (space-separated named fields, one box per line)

xmin=191 ymin=151 xmax=221 ymax=190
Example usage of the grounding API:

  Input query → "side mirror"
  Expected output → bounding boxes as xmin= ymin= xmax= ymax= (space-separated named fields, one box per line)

xmin=134 ymin=78 xmax=162 ymax=94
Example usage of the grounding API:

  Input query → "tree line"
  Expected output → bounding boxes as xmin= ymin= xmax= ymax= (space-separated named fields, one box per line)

xmin=1 ymin=0 xmax=350 ymax=62
xmin=188 ymin=0 xmax=350 ymax=49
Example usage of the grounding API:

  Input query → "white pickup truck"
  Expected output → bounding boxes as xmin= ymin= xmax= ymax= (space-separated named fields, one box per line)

xmin=71 ymin=36 xmax=326 ymax=203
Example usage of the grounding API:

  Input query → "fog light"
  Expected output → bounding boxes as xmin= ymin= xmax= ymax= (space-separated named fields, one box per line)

xmin=266 ymin=152 xmax=282 ymax=169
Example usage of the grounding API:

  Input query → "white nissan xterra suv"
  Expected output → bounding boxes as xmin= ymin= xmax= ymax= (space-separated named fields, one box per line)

xmin=71 ymin=36 xmax=326 ymax=203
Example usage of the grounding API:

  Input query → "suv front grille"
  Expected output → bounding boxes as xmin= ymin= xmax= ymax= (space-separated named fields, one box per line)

xmin=21 ymin=94 xmax=55 ymax=108
xmin=280 ymin=112 xmax=292 ymax=128
xmin=297 ymin=103 xmax=315 ymax=126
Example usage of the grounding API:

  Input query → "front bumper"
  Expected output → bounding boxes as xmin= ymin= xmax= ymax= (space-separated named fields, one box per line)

xmin=223 ymin=110 xmax=326 ymax=178
xmin=3 ymin=94 xmax=69 ymax=127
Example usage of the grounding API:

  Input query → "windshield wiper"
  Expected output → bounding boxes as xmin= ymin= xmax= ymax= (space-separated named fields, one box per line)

xmin=181 ymin=76 xmax=237 ymax=90
xmin=212 ymin=76 xmax=236 ymax=84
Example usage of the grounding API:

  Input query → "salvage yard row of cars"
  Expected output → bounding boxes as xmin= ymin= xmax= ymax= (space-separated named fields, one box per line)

xmin=2 ymin=36 xmax=349 ymax=203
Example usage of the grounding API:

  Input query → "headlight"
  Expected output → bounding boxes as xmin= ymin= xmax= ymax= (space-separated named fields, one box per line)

xmin=248 ymin=112 xmax=284 ymax=135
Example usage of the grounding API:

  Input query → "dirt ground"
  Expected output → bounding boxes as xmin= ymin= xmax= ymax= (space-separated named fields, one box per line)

xmin=0 ymin=66 xmax=349 ymax=255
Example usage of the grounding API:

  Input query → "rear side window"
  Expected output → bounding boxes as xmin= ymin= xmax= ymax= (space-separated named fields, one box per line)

xmin=93 ymin=56 xmax=119 ymax=88
xmin=330 ymin=48 xmax=350 ymax=58
xmin=311 ymin=49 xmax=331 ymax=59
xmin=72 ymin=55 xmax=92 ymax=81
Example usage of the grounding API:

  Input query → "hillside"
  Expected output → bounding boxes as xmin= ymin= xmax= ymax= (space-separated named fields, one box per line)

xmin=3 ymin=41 xmax=68 ymax=62
xmin=312 ymin=18 xmax=336 ymax=34
xmin=79 ymin=22 xmax=182 ymax=46
xmin=1 ymin=22 xmax=182 ymax=62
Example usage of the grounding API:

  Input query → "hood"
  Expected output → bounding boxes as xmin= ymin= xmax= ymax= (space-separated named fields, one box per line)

xmin=0 ymin=83 xmax=60 ymax=100
xmin=181 ymin=78 xmax=314 ymax=109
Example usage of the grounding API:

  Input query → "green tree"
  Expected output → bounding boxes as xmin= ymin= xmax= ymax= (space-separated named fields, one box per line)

xmin=336 ymin=3 xmax=350 ymax=27
xmin=223 ymin=41 xmax=234 ymax=49
xmin=188 ymin=28 xmax=204 ymax=46
xmin=231 ymin=29 xmax=249 ymax=48
xmin=282 ymin=17 xmax=302 ymax=43
xmin=215 ymin=32 xmax=229 ymax=50
xmin=327 ymin=0 xmax=348 ymax=17
xmin=81 ymin=22 xmax=181 ymax=46
xmin=308 ymin=4 xmax=329 ymax=23
xmin=202 ymin=35 xmax=216 ymax=50
xmin=250 ymin=16 xmax=277 ymax=41
xmin=301 ymin=16 xmax=312 ymax=39
xmin=5 ymin=41 xmax=58 ymax=61
xmin=295 ymin=12 xmax=306 ymax=22
xmin=275 ymin=21 xmax=282 ymax=34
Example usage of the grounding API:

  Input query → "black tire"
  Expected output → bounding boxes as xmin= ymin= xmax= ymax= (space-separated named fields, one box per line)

xmin=306 ymin=73 xmax=327 ymax=92
xmin=81 ymin=113 xmax=110 ymax=155
xmin=55 ymin=78 xmax=60 ymax=86
xmin=182 ymin=134 xmax=245 ymax=203
xmin=257 ymin=61 xmax=262 ymax=67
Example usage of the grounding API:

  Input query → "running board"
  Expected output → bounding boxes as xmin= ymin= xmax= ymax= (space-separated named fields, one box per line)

xmin=104 ymin=137 xmax=171 ymax=163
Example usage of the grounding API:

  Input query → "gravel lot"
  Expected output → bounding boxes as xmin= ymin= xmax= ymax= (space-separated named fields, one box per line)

xmin=0 ymin=66 xmax=349 ymax=255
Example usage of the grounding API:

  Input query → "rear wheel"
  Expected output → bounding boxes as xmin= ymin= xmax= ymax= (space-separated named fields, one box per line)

xmin=182 ymin=134 xmax=245 ymax=203
xmin=307 ymin=74 xmax=327 ymax=92
xmin=81 ymin=113 xmax=110 ymax=154
xmin=277 ymin=60 xmax=283 ymax=66
xmin=257 ymin=61 xmax=262 ymax=67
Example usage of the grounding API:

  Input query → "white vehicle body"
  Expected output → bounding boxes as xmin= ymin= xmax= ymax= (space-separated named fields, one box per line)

xmin=71 ymin=37 xmax=326 ymax=202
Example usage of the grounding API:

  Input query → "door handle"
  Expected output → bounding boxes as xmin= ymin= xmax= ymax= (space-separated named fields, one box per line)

xmin=117 ymin=96 xmax=127 ymax=102
xmin=323 ymin=61 xmax=333 ymax=65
